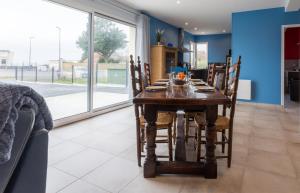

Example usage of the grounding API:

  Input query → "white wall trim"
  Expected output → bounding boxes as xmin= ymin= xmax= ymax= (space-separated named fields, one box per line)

xmin=236 ymin=101 xmax=284 ymax=111
xmin=281 ymin=24 xmax=300 ymax=107
xmin=49 ymin=0 xmax=140 ymax=25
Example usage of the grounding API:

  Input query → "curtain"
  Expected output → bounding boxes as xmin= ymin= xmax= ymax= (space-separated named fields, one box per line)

xmin=136 ymin=13 xmax=150 ymax=71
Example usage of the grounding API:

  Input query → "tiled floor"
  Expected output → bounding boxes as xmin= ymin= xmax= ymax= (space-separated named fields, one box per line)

xmin=47 ymin=101 xmax=300 ymax=193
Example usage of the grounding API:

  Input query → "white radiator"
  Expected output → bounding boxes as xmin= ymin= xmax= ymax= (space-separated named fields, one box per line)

xmin=237 ymin=80 xmax=251 ymax=100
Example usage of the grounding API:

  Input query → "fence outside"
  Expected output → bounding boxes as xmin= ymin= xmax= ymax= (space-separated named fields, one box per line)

xmin=0 ymin=62 xmax=129 ymax=87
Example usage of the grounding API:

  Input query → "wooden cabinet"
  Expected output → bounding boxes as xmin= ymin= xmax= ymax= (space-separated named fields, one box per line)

xmin=150 ymin=45 xmax=178 ymax=82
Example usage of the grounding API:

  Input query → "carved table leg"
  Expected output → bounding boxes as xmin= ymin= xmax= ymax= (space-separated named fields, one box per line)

xmin=175 ymin=111 xmax=186 ymax=161
xmin=204 ymin=105 xmax=218 ymax=179
xmin=143 ymin=105 xmax=158 ymax=178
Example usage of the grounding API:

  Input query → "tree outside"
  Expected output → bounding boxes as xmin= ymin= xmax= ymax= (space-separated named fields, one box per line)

xmin=76 ymin=17 xmax=127 ymax=62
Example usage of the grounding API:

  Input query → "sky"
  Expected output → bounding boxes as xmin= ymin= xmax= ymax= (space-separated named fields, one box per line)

xmin=0 ymin=0 xmax=132 ymax=65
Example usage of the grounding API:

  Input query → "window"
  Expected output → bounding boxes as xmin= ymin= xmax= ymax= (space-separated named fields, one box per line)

xmin=190 ymin=41 xmax=196 ymax=68
xmin=0 ymin=0 xmax=90 ymax=120
xmin=196 ymin=42 xmax=208 ymax=69
xmin=92 ymin=15 xmax=136 ymax=109
xmin=0 ymin=0 xmax=136 ymax=121
xmin=1 ymin=59 xmax=6 ymax=65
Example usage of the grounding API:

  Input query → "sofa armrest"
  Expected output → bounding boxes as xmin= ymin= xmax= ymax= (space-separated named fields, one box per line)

xmin=0 ymin=109 xmax=35 ymax=193
xmin=4 ymin=129 xmax=48 ymax=193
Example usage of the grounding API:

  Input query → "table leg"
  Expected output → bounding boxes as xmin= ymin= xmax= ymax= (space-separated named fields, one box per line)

xmin=175 ymin=111 xmax=186 ymax=161
xmin=143 ymin=105 xmax=157 ymax=178
xmin=204 ymin=105 xmax=218 ymax=179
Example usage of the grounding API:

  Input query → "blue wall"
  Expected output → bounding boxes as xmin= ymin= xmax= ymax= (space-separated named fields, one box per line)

xmin=148 ymin=15 xmax=179 ymax=47
xmin=232 ymin=7 xmax=300 ymax=105
xmin=194 ymin=34 xmax=231 ymax=63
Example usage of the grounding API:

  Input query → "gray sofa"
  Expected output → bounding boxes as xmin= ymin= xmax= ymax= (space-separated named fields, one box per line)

xmin=0 ymin=108 xmax=49 ymax=193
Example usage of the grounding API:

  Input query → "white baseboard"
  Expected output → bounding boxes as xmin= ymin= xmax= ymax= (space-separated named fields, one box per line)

xmin=236 ymin=101 xmax=284 ymax=111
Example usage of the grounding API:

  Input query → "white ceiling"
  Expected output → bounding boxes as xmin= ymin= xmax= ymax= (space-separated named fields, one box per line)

xmin=286 ymin=0 xmax=300 ymax=11
xmin=114 ymin=0 xmax=287 ymax=35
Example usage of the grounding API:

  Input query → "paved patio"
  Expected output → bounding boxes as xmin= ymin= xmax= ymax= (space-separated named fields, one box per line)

xmin=1 ymin=80 xmax=129 ymax=120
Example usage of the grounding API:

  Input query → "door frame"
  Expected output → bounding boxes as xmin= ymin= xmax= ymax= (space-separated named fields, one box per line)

xmin=281 ymin=24 xmax=300 ymax=107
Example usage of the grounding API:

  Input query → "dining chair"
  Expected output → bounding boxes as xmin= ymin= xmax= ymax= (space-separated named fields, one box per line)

xmin=185 ymin=63 xmax=218 ymax=143
xmin=194 ymin=56 xmax=241 ymax=168
xmin=144 ymin=61 xmax=177 ymax=144
xmin=130 ymin=55 xmax=173 ymax=166
xmin=207 ymin=64 xmax=216 ymax=86
xmin=144 ymin=63 xmax=151 ymax=87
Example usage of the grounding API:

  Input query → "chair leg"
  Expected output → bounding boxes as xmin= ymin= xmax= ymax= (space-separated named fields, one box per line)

xmin=222 ymin=130 xmax=226 ymax=153
xmin=173 ymin=115 xmax=177 ymax=144
xmin=227 ymin=127 xmax=233 ymax=168
xmin=141 ymin=126 xmax=145 ymax=152
xmin=168 ymin=125 xmax=173 ymax=161
xmin=136 ymin=124 xmax=142 ymax=167
xmin=185 ymin=114 xmax=190 ymax=142
xmin=196 ymin=124 xmax=202 ymax=162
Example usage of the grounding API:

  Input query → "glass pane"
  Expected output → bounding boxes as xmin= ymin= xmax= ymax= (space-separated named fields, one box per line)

xmin=0 ymin=0 xmax=89 ymax=120
xmin=196 ymin=43 xmax=208 ymax=69
xmin=91 ymin=16 xmax=136 ymax=109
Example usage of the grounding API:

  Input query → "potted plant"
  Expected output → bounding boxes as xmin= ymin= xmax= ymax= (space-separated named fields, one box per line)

xmin=156 ymin=29 xmax=164 ymax=45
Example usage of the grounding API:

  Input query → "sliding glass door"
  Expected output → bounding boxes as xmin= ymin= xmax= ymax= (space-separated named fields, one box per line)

xmin=0 ymin=0 xmax=89 ymax=120
xmin=0 ymin=0 xmax=136 ymax=122
xmin=92 ymin=15 xmax=135 ymax=110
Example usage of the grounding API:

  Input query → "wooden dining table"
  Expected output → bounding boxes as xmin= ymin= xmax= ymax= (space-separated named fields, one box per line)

xmin=133 ymin=83 xmax=230 ymax=179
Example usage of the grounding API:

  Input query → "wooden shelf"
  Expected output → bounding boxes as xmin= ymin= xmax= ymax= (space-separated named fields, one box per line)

xmin=150 ymin=45 xmax=178 ymax=82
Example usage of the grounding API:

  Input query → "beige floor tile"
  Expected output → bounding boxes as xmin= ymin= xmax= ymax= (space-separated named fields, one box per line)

xmin=46 ymin=167 xmax=77 ymax=193
xmin=248 ymin=136 xmax=287 ymax=154
xmin=232 ymin=133 xmax=249 ymax=147
xmin=58 ymin=180 xmax=108 ymax=193
xmin=232 ymin=145 xmax=248 ymax=166
xmin=254 ymin=114 xmax=279 ymax=122
xmin=252 ymin=127 xmax=286 ymax=140
xmin=214 ymin=164 xmax=245 ymax=193
xmin=70 ymin=131 xmax=114 ymax=147
xmin=233 ymin=123 xmax=253 ymax=136
xmin=46 ymin=103 xmax=300 ymax=193
xmin=280 ymin=118 xmax=300 ymax=133
xmin=82 ymin=157 xmax=141 ymax=193
xmin=119 ymin=144 xmax=138 ymax=163
xmin=54 ymin=148 xmax=113 ymax=178
xmin=88 ymin=135 xmax=136 ymax=155
xmin=253 ymin=118 xmax=283 ymax=130
xmin=180 ymin=177 xmax=217 ymax=193
xmin=291 ymin=157 xmax=300 ymax=179
xmin=51 ymin=123 xmax=94 ymax=140
xmin=285 ymin=131 xmax=300 ymax=144
xmin=246 ymin=149 xmax=296 ymax=178
xmin=48 ymin=134 xmax=65 ymax=147
xmin=48 ymin=141 xmax=86 ymax=165
xmin=287 ymin=143 xmax=300 ymax=159
xmin=121 ymin=175 xmax=185 ymax=193
xmin=241 ymin=168 xmax=300 ymax=193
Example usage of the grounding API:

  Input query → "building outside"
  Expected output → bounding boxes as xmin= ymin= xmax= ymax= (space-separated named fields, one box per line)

xmin=0 ymin=50 xmax=14 ymax=66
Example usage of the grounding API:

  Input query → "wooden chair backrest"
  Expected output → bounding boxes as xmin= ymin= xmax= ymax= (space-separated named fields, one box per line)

xmin=207 ymin=64 xmax=216 ymax=86
xmin=130 ymin=55 xmax=143 ymax=117
xmin=223 ymin=56 xmax=241 ymax=127
xmin=144 ymin=63 xmax=151 ymax=87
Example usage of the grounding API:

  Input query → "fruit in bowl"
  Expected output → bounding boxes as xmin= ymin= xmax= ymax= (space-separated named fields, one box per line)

xmin=177 ymin=72 xmax=186 ymax=80
xmin=173 ymin=72 xmax=187 ymax=85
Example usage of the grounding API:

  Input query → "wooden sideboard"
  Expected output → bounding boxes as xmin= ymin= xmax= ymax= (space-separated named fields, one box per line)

xmin=150 ymin=45 xmax=178 ymax=82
